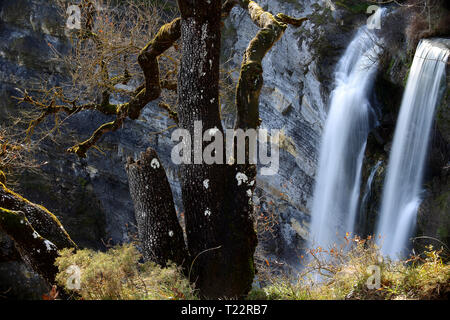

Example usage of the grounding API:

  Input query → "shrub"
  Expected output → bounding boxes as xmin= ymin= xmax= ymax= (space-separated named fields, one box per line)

xmin=248 ymin=236 xmax=450 ymax=300
xmin=54 ymin=244 xmax=197 ymax=300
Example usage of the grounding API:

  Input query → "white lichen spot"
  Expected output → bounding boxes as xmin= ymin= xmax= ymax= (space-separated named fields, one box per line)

xmin=204 ymin=208 xmax=211 ymax=217
xmin=249 ymin=180 xmax=255 ymax=186
xmin=246 ymin=189 xmax=252 ymax=197
xmin=168 ymin=230 xmax=174 ymax=237
xmin=150 ymin=158 xmax=160 ymax=169
xmin=44 ymin=240 xmax=56 ymax=251
xmin=210 ymin=98 xmax=215 ymax=103
xmin=235 ymin=172 xmax=248 ymax=186
xmin=203 ymin=179 xmax=210 ymax=189
xmin=32 ymin=231 xmax=40 ymax=239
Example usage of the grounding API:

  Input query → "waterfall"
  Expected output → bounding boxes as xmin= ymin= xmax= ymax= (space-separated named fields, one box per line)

xmin=309 ymin=27 xmax=380 ymax=249
xmin=376 ymin=39 xmax=450 ymax=258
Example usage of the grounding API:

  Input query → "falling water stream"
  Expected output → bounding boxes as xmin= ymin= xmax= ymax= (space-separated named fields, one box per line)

xmin=309 ymin=27 xmax=380 ymax=249
xmin=376 ymin=39 xmax=450 ymax=258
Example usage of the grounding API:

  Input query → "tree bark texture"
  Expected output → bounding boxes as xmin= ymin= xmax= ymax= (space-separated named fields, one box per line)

xmin=126 ymin=148 xmax=188 ymax=267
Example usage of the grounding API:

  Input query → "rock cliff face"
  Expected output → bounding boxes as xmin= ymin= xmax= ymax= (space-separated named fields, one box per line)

xmin=0 ymin=0 xmax=448 ymax=298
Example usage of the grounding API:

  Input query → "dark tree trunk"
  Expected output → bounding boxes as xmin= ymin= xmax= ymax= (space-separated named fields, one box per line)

xmin=176 ymin=0 xmax=257 ymax=298
xmin=126 ymin=148 xmax=188 ymax=267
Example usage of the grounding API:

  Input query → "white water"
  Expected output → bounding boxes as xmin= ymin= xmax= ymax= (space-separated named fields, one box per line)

xmin=309 ymin=28 xmax=380 ymax=249
xmin=376 ymin=39 xmax=449 ymax=258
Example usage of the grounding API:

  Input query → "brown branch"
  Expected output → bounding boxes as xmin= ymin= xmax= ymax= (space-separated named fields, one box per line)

xmin=67 ymin=115 xmax=125 ymax=158
xmin=235 ymin=0 xmax=307 ymax=129
xmin=67 ymin=17 xmax=182 ymax=157
xmin=21 ymin=2 xmax=240 ymax=159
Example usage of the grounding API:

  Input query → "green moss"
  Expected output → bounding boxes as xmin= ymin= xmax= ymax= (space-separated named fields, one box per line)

xmin=55 ymin=244 xmax=198 ymax=300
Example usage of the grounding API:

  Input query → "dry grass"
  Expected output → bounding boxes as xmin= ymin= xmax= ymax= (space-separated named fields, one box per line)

xmin=55 ymin=244 xmax=198 ymax=300
xmin=248 ymin=236 xmax=450 ymax=300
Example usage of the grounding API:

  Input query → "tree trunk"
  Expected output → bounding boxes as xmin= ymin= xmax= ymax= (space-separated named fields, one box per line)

xmin=126 ymin=148 xmax=188 ymax=267
xmin=176 ymin=0 xmax=257 ymax=298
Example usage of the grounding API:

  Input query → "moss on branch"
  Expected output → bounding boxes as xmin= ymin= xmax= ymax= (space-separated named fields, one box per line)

xmin=0 ymin=182 xmax=77 ymax=250
xmin=0 ymin=207 xmax=62 ymax=285
xmin=235 ymin=0 xmax=307 ymax=129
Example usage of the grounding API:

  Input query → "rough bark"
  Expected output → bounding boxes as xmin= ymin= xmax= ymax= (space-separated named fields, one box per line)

xmin=126 ymin=148 xmax=188 ymax=267
xmin=0 ymin=182 xmax=77 ymax=250
xmin=0 ymin=182 xmax=77 ymax=289
xmin=175 ymin=0 xmax=253 ymax=298
xmin=0 ymin=208 xmax=60 ymax=285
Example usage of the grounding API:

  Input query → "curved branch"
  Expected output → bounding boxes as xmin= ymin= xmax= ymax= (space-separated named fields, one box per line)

xmin=235 ymin=0 xmax=307 ymax=129
xmin=21 ymin=2 xmax=241 ymax=158
xmin=0 ymin=183 xmax=77 ymax=290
